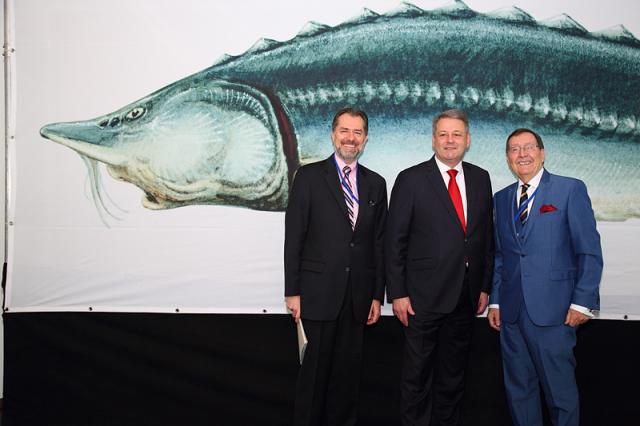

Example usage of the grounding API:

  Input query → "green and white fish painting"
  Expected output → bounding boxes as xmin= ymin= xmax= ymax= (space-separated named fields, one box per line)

xmin=40 ymin=1 xmax=640 ymax=222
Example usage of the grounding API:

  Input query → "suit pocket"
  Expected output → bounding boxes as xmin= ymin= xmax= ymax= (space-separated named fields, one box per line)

xmin=301 ymin=259 xmax=325 ymax=273
xmin=549 ymin=269 xmax=577 ymax=281
xmin=408 ymin=257 xmax=438 ymax=270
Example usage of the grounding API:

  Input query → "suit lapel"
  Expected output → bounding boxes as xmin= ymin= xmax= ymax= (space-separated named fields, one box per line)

xmin=462 ymin=163 xmax=477 ymax=234
xmin=353 ymin=166 xmax=369 ymax=232
xmin=521 ymin=170 xmax=552 ymax=242
xmin=424 ymin=157 xmax=464 ymax=234
xmin=324 ymin=155 xmax=360 ymax=230
xmin=324 ymin=156 xmax=350 ymax=223
xmin=505 ymin=183 xmax=519 ymax=243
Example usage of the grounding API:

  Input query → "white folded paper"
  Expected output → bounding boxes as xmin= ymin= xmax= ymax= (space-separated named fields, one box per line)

xmin=296 ymin=319 xmax=308 ymax=364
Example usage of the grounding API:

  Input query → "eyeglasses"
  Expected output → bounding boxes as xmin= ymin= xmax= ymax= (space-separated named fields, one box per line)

xmin=508 ymin=144 xmax=538 ymax=155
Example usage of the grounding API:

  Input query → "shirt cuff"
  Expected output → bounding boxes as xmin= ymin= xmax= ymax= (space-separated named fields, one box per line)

xmin=488 ymin=304 xmax=499 ymax=309
xmin=570 ymin=304 xmax=594 ymax=318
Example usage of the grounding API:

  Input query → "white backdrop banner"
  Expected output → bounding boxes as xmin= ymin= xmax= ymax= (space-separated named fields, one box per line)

xmin=5 ymin=0 xmax=640 ymax=318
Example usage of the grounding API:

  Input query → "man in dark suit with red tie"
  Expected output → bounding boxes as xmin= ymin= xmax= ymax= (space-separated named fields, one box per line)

xmin=284 ymin=107 xmax=387 ymax=425
xmin=386 ymin=109 xmax=494 ymax=425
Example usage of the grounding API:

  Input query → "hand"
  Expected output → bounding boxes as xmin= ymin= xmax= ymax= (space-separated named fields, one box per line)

xmin=367 ymin=299 xmax=381 ymax=325
xmin=285 ymin=296 xmax=301 ymax=323
xmin=487 ymin=308 xmax=500 ymax=331
xmin=565 ymin=308 xmax=590 ymax=328
xmin=392 ymin=297 xmax=415 ymax=327
xmin=477 ymin=291 xmax=489 ymax=315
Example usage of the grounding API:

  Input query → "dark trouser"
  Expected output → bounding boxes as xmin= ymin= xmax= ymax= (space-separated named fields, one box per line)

xmin=501 ymin=301 xmax=578 ymax=426
xmin=293 ymin=287 xmax=364 ymax=426
xmin=400 ymin=279 xmax=474 ymax=426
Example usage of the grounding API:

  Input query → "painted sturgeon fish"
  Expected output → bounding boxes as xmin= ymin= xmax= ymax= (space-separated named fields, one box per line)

xmin=40 ymin=1 xmax=640 ymax=222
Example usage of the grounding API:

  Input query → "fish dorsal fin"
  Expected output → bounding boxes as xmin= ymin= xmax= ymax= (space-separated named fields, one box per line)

xmin=540 ymin=14 xmax=588 ymax=35
xmin=385 ymin=2 xmax=424 ymax=18
xmin=344 ymin=8 xmax=380 ymax=25
xmin=244 ymin=38 xmax=279 ymax=54
xmin=433 ymin=0 xmax=476 ymax=18
xmin=592 ymin=25 xmax=640 ymax=47
xmin=297 ymin=21 xmax=331 ymax=37
xmin=486 ymin=6 xmax=534 ymax=23
xmin=211 ymin=53 xmax=235 ymax=66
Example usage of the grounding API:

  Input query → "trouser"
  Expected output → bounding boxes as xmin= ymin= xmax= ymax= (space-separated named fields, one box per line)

xmin=400 ymin=278 xmax=474 ymax=426
xmin=293 ymin=285 xmax=364 ymax=426
xmin=501 ymin=301 xmax=579 ymax=426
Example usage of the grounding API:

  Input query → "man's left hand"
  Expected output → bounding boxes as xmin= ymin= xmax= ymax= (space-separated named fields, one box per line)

xmin=565 ymin=308 xmax=590 ymax=327
xmin=476 ymin=291 xmax=489 ymax=315
xmin=367 ymin=299 xmax=381 ymax=325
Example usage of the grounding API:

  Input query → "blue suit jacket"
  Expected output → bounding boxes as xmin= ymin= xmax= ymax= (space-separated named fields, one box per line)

xmin=490 ymin=170 xmax=603 ymax=326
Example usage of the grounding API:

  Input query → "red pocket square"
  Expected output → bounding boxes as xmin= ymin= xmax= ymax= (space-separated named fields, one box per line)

xmin=539 ymin=204 xmax=558 ymax=213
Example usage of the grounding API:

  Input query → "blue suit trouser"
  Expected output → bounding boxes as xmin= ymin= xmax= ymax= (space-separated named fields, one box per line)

xmin=501 ymin=302 xmax=578 ymax=426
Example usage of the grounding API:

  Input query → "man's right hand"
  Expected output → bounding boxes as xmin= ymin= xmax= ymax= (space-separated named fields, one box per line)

xmin=286 ymin=296 xmax=301 ymax=323
xmin=392 ymin=297 xmax=415 ymax=327
xmin=487 ymin=307 xmax=501 ymax=331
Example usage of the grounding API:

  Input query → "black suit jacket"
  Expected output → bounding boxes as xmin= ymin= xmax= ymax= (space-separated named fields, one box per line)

xmin=284 ymin=156 xmax=387 ymax=322
xmin=386 ymin=156 xmax=494 ymax=314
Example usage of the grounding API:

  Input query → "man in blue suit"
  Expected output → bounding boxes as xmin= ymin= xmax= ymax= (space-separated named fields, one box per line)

xmin=488 ymin=128 xmax=603 ymax=426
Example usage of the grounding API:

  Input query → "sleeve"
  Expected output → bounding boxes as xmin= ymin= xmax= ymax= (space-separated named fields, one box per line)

xmin=481 ymin=172 xmax=495 ymax=294
xmin=489 ymin=196 xmax=502 ymax=306
xmin=373 ymin=178 xmax=388 ymax=303
xmin=284 ymin=167 xmax=310 ymax=297
xmin=385 ymin=172 xmax=413 ymax=302
xmin=567 ymin=180 xmax=603 ymax=310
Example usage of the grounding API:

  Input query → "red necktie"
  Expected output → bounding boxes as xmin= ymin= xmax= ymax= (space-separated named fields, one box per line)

xmin=447 ymin=169 xmax=466 ymax=233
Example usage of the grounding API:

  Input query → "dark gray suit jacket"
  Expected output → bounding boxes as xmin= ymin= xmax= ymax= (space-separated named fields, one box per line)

xmin=386 ymin=156 xmax=494 ymax=313
xmin=284 ymin=156 xmax=387 ymax=322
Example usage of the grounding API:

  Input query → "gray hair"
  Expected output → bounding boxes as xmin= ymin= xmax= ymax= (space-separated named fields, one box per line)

xmin=432 ymin=109 xmax=469 ymax=135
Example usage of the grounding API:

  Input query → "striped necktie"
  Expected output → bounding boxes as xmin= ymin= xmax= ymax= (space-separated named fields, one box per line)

xmin=342 ymin=165 xmax=355 ymax=229
xmin=519 ymin=183 xmax=530 ymax=223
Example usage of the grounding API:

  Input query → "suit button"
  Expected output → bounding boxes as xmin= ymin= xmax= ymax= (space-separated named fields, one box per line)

xmin=345 ymin=267 xmax=351 ymax=273
xmin=464 ymin=238 xmax=468 ymax=243
xmin=349 ymin=242 xmax=355 ymax=248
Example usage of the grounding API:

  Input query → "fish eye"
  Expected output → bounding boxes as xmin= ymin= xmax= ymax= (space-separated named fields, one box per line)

xmin=125 ymin=107 xmax=145 ymax=121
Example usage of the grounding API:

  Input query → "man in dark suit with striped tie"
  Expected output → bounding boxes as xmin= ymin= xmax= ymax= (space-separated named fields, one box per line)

xmin=284 ymin=107 xmax=388 ymax=426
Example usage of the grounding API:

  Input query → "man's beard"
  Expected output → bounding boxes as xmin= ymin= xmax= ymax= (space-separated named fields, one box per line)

xmin=335 ymin=144 xmax=364 ymax=163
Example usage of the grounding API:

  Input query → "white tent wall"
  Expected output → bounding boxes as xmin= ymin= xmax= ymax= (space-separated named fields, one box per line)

xmin=1 ymin=0 xmax=6 ymax=399
xmin=2 ymin=0 xmax=640 ymax=411
xmin=4 ymin=1 xmax=640 ymax=316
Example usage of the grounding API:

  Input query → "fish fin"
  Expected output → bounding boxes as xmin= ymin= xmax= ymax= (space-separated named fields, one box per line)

xmin=244 ymin=38 xmax=280 ymax=55
xmin=385 ymin=2 xmax=424 ymax=18
xmin=539 ymin=14 xmax=588 ymax=35
xmin=592 ymin=25 xmax=640 ymax=47
xmin=485 ymin=6 xmax=534 ymax=23
xmin=343 ymin=8 xmax=380 ymax=25
xmin=297 ymin=21 xmax=331 ymax=37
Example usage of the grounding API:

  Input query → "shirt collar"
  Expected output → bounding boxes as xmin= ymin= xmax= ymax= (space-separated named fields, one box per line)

xmin=334 ymin=153 xmax=357 ymax=173
xmin=434 ymin=156 xmax=463 ymax=175
xmin=518 ymin=167 xmax=544 ymax=190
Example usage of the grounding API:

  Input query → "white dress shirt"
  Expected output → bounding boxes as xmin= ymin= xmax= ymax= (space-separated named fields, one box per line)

xmin=434 ymin=156 xmax=467 ymax=223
